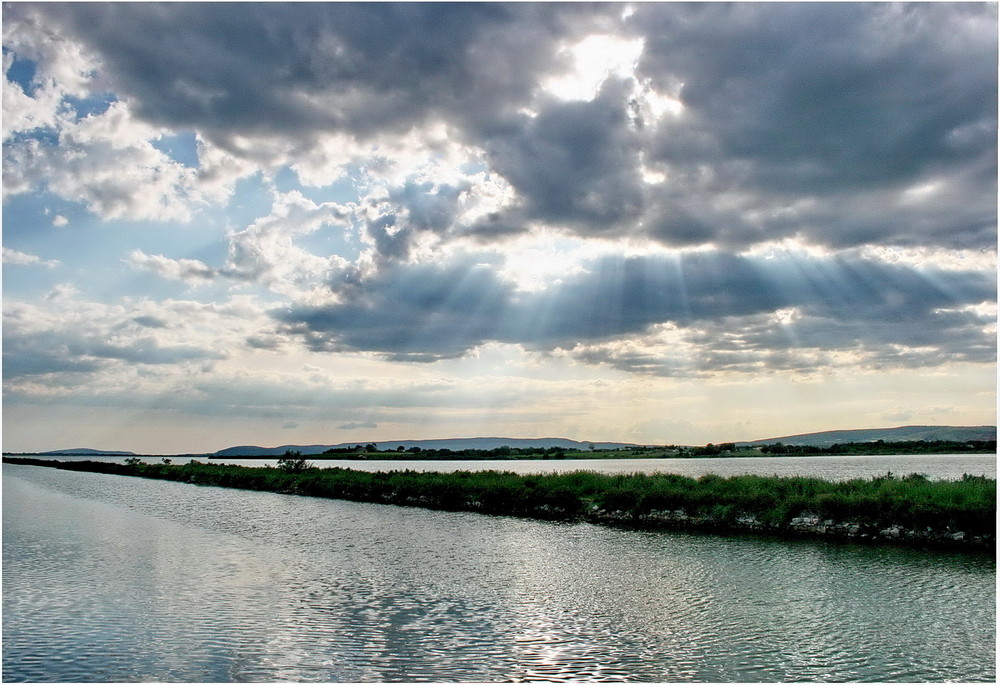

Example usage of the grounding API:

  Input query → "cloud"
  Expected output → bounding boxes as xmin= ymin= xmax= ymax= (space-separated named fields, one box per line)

xmin=128 ymin=190 xmax=356 ymax=299
xmin=2 ymin=66 xmax=65 ymax=142
xmin=2 ymin=324 xmax=227 ymax=381
xmin=244 ymin=335 xmax=286 ymax=352
xmin=3 ymin=99 xmax=224 ymax=221
xmin=5 ymin=3 xmax=994 ymax=253
xmin=337 ymin=421 xmax=377 ymax=431
xmin=126 ymin=250 xmax=218 ymax=284
xmin=634 ymin=4 xmax=996 ymax=188
xmin=131 ymin=315 xmax=168 ymax=329
xmin=2 ymin=332 xmax=105 ymax=378
xmin=7 ymin=4 xmax=599 ymax=143
xmin=630 ymin=3 xmax=997 ymax=249
xmin=2 ymin=247 xmax=59 ymax=267
xmin=2 ymin=295 xmax=270 ymax=384
xmin=220 ymin=190 xmax=353 ymax=295
xmin=274 ymin=248 xmax=995 ymax=374
xmin=278 ymin=257 xmax=510 ymax=362
xmin=3 ymin=8 xmax=250 ymax=219
xmin=43 ymin=283 xmax=79 ymax=301
xmin=483 ymin=79 xmax=645 ymax=231
xmin=85 ymin=337 xmax=227 ymax=366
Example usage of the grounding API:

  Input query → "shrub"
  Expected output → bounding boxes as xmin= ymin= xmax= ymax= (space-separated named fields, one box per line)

xmin=277 ymin=450 xmax=312 ymax=473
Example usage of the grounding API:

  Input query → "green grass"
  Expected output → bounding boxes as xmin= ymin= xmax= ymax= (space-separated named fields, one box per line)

xmin=4 ymin=457 xmax=994 ymax=548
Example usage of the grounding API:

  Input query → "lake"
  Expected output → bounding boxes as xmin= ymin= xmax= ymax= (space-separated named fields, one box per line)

xmin=3 ymin=461 xmax=995 ymax=682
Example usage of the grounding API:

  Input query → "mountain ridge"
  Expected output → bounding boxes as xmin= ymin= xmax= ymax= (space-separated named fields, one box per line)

xmin=212 ymin=437 xmax=634 ymax=456
xmin=38 ymin=448 xmax=138 ymax=456
xmin=737 ymin=425 xmax=996 ymax=447
xmin=19 ymin=425 xmax=995 ymax=457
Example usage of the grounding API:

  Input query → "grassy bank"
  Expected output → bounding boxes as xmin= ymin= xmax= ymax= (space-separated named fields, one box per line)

xmin=5 ymin=457 xmax=994 ymax=550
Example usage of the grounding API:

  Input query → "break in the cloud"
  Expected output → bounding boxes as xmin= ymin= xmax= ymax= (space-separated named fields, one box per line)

xmin=2 ymin=3 xmax=995 ymax=453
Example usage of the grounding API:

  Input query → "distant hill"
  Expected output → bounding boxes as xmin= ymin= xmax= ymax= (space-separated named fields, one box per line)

xmin=28 ymin=426 xmax=994 ymax=458
xmin=739 ymin=425 xmax=996 ymax=448
xmin=39 ymin=448 xmax=138 ymax=456
xmin=212 ymin=437 xmax=635 ymax=457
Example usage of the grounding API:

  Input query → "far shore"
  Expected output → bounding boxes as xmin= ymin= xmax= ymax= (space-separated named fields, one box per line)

xmin=5 ymin=438 xmax=996 ymax=461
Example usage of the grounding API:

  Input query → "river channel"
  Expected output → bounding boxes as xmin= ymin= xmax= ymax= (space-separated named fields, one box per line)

xmin=3 ymin=460 xmax=995 ymax=682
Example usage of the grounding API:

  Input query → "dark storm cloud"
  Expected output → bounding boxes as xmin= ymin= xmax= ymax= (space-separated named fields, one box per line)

xmin=484 ymin=79 xmax=646 ymax=229
xmin=634 ymin=3 xmax=996 ymax=191
xmin=631 ymin=2 xmax=997 ymax=248
xmin=14 ymin=2 xmax=602 ymax=143
xmin=276 ymin=259 xmax=511 ymax=361
xmin=275 ymin=251 xmax=995 ymax=370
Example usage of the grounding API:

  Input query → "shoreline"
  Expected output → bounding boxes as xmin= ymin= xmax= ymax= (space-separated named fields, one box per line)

xmin=4 ymin=457 xmax=994 ymax=552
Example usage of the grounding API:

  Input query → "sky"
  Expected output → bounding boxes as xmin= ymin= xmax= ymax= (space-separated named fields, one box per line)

xmin=2 ymin=2 xmax=997 ymax=454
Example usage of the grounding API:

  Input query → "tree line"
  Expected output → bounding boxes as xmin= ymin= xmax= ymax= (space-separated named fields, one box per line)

xmin=321 ymin=445 xmax=578 ymax=459
xmin=758 ymin=439 xmax=996 ymax=455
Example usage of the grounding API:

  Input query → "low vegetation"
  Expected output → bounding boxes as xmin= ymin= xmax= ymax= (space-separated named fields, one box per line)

xmin=4 ymin=456 xmax=993 ymax=550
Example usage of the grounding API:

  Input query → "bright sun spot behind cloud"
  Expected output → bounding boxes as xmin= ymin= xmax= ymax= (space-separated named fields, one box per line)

xmin=543 ymin=34 xmax=645 ymax=101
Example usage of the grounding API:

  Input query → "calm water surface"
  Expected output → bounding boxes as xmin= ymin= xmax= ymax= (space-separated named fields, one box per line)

xmin=3 ymin=463 xmax=995 ymax=682
xmin=236 ymin=453 xmax=996 ymax=480
xmin=23 ymin=452 xmax=997 ymax=480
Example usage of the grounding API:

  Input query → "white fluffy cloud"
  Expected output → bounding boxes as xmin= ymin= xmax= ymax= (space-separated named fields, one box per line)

xmin=2 ymin=8 xmax=258 ymax=220
xmin=126 ymin=250 xmax=218 ymax=284
xmin=3 ymin=247 xmax=59 ymax=267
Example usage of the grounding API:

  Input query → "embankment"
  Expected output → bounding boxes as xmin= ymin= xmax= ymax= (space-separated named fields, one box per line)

xmin=4 ymin=457 xmax=994 ymax=551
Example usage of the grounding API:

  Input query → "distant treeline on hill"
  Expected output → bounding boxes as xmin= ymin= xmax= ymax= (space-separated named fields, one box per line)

xmin=320 ymin=444 xmax=593 ymax=459
xmin=758 ymin=439 xmax=996 ymax=456
xmin=313 ymin=438 xmax=995 ymax=459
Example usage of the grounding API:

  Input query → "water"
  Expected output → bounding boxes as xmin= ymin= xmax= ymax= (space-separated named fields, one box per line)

xmin=17 ymin=453 xmax=997 ymax=481
xmin=3 ymin=463 xmax=994 ymax=682
xmin=236 ymin=453 xmax=996 ymax=481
